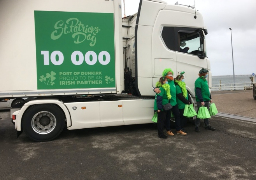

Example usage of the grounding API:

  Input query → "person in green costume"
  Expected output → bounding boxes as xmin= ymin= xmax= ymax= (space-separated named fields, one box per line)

xmin=174 ymin=72 xmax=190 ymax=132
xmin=154 ymin=77 xmax=174 ymax=138
xmin=154 ymin=68 xmax=187 ymax=136
xmin=194 ymin=68 xmax=216 ymax=132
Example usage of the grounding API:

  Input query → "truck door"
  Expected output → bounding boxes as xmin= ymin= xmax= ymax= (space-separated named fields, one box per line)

xmin=152 ymin=26 xmax=177 ymax=87
xmin=135 ymin=0 xmax=166 ymax=96
xmin=151 ymin=7 xmax=208 ymax=97
xmin=176 ymin=28 xmax=208 ymax=96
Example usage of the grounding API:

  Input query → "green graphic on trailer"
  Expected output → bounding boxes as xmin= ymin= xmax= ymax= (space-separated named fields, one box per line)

xmin=34 ymin=11 xmax=115 ymax=89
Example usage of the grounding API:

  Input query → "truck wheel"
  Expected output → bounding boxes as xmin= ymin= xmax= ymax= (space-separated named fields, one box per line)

xmin=22 ymin=104 xmax=65 ymax=141
xmin=254 ymin=96 xmax=256 ymax=100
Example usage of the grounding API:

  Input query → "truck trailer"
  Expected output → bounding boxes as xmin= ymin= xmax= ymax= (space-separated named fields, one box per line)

xmin=0 ymin=0 xmax=211 ymax=141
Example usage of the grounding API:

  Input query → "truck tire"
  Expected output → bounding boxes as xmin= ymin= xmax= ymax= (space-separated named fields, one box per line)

xmin=254 ymin=96 xmax=256 ymax=100
xmin=22 ymin=104 xmax=65 ymax=141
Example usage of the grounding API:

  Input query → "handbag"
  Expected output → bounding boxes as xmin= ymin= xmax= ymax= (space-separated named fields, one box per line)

xmin=197 ymin=106 xmax=211 ymax=119
xmin=163 ymin=103 xmax=172 ymax=111
xmin=152 ymin=112 xmax=158 ymax=123
xmin=183 ymin=104 xmax=197 ymax=118
xmin=209 ymin=103 xmax=218 ymax=116
xmin=188 ymin=104 xmax=197 ymax=117
xmin=183 ymin=104 xmax=189 ymax=116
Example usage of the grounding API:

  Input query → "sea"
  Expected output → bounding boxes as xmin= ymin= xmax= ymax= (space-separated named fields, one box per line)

xmin=212 ymin=75 xmax=253 ymax=86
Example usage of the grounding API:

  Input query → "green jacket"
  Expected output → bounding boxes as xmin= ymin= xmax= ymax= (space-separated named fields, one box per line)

xmin=195 ymin=77 xmax=211 ymax=102
xmin=168 ymin=80 xmax=177 ymax=106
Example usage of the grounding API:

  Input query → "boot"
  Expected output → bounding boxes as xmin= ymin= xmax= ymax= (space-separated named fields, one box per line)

xmin=158 ymin=134 xmax=167 ymax=139
xmin=195 ymin=127 xmax=200 ymax=132
xmin=177 ymin=130 xmax=187 ymax=136
xmin=181 ymin=128 xmax=187 ymax=133
xmin=205 ymin=126 xmax=216 ymax=131
xmin=166 ymin=131 xmax=174 ymax=136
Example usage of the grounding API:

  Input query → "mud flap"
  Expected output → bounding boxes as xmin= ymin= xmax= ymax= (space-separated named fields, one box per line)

xmin=17 ymin=131 xmax=22 ymax=138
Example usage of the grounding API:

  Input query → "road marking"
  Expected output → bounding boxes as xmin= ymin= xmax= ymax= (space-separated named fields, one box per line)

xmin=216 ymin=112 xmax=256 ymax=123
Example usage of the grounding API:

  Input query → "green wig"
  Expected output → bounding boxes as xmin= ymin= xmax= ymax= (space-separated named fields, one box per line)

xmin=162 ymin=68 xmax=174 ymax=77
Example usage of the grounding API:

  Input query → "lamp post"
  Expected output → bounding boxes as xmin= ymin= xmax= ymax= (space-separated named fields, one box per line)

xmin=229 ymin=28 xmax=235 ymax=89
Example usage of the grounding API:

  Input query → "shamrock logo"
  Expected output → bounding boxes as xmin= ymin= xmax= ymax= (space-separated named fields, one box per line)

xmin=105 ymin=76 xmax=114 ymax=84
xmin=39 ymin=71 xmax=56 ymax=86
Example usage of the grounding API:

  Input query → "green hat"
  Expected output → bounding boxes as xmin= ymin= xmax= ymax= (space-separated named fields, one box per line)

xmin=175 ymin=71 xmax=185 ymax=79
xmin=199 ymin=68 xmax=208 ymax=74
xmin=162 ymin=68 xmax=174 ymax=77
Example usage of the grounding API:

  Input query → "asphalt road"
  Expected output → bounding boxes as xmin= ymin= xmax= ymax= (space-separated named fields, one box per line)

xmin=212 ymin=90 xmax=256 ymax=119
xmin=1 ymin=110 xmax=256 ymax=180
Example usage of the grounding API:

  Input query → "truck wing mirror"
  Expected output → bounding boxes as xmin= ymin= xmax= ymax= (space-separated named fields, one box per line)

xmin=197 ymin=51 xmax=206 ymax=59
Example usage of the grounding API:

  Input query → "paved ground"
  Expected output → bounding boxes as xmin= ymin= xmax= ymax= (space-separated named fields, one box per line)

xmin=212 ymin=90 xmax=256 ymax=118
xmin=1 ymin=109 xmax=256 ymax=180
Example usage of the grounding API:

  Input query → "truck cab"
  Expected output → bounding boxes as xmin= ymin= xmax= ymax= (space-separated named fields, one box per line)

xmin=123 ymin=0 xmax=211 ymax=99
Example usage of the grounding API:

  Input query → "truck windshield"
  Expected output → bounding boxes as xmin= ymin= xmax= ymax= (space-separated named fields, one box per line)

xmin=179 ymin=30 xmax=205 ymax=58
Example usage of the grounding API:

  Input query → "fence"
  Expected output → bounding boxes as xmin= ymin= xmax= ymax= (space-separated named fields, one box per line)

xmin=211 ymin=82 xmax=253 ymax=91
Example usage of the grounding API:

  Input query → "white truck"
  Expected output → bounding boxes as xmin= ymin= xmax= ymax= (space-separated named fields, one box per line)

xmin=0 ymin=0 xmax=211 ymax=141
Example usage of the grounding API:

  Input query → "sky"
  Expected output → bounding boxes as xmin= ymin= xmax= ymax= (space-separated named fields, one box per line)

xmin=121 ymin=0 xmax=256 ymax=76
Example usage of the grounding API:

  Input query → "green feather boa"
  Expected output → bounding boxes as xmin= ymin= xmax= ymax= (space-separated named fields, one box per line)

xmin=155 ymin=82 xmax=171 ymax=99
xmin=200 ymin=76 xmax=206 ymax=81
xmin=175 ymin=80 xmax=187 ymax=98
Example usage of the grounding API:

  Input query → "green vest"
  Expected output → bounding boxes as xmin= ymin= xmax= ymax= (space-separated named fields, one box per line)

xmin=176 ymin=85 xmax=188 ymax=109
xmin=195 ymin=77 xmax=211 ymax=102
xmin=154 ymin=87 xmax=169 ymax=111
xmin=168 ymin=80 xmax=177 ymax=106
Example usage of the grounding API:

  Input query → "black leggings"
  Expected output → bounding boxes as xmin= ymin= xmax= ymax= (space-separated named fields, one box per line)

xmin=157 ymin=110 xmax=171 ymax=136
xmin=165 ymin=105 xmax=182 ymax=131
xmin=179 ymin=109 xmax=188 ymax=129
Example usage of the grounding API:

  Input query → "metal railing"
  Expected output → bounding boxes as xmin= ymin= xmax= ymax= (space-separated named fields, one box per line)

xmin=211 ymin=82 xmax=253 ymax=91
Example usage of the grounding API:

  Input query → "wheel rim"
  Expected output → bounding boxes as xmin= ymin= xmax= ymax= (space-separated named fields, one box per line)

xmin=31 ymin=111 xmax=57 ymax=135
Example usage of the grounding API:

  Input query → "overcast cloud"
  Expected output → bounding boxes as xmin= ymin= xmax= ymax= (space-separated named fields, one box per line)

xmin=122 ymin=0 xmax=256 ymax=76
